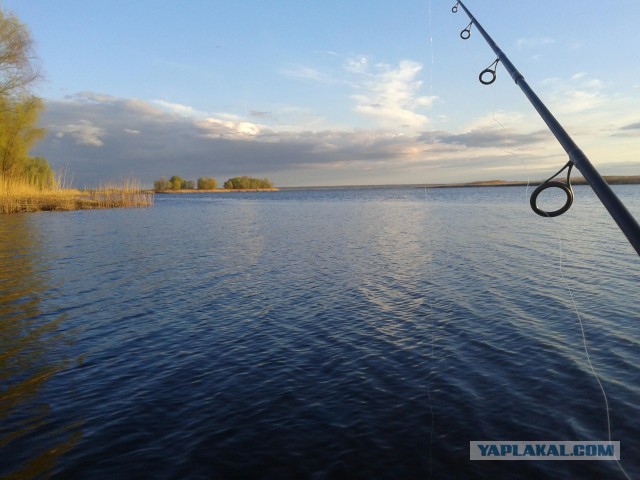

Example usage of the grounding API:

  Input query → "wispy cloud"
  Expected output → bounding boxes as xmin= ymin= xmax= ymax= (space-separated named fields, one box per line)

xmin=431 ymin=128 xmax=549 ymax=149
xmin=250 ymin=110 xmax=271 ymax=119
xmin=541 ymin=73 xmax=606 ymax=114
xmin=616 ymin=121 xmax=640 ymax=138
xmin=280 ymin=65 xmax=334 ymax=83
xmin=347 ymin=58 xmax=436 ymax=131
xmin=281 ymin=55 xmax=436 ymax=131
xmin=153 ymin=99 xmax=201 ymax=117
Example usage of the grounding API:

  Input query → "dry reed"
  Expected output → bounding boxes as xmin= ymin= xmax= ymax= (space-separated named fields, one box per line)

xmin=0 ymin=175 xmax=154 ymax=213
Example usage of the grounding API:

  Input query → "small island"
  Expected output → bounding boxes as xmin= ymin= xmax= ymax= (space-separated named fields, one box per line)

xmin=154 ymin=175 xmax=279 ymax=193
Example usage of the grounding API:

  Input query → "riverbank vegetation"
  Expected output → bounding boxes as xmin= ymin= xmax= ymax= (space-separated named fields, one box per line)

xmin=223 ymin=176 xmax=273 ymax=189
xmin=0 ymin=176 xmax=154 ymax=213
xmin=0 ymin=8 xmax=152 ymax=214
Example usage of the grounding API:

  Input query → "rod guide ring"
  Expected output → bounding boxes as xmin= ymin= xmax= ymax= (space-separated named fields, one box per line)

xmin=479 ymin=68 xmax=496 ymax=85
xmin=530 ymin=181 xmax=574 ymax=217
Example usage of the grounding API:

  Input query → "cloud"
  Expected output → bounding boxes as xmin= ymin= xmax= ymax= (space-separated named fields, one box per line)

xmin=345 ymin=56 xmax=370 ymax=75
xmin=153 ymin=99 xmax=200 ymax=117
xmin=535 ymin=73 xmax=640 ymax=144
xmin=541 ymin=73 xmax=606 ymax=114
xmin=250 ymin=110 xmax=271 ymax=119
xmin=196 ymin=117 xmax=261 ymax=137
xmin=53 ymin=119 xmax=106 ymax=147
xmin=348 ymin=58 xmax=436 ymax=130
xmin=280 ymin=65 xmax=334 ymax=83
xmin=277 ymin=54 xmax=435 ymax=131
xmin=32 ymin=90 xmax=640 ymax=188
xmin=616 ymin=121 xmax=640 ymax=138
xmin=431 ymin=128 xmax=549 ymax=149
xmin=68 ymin=91 xmax=118 ymax=104
xmin=35 ymin=93 xmax=440 ymax=186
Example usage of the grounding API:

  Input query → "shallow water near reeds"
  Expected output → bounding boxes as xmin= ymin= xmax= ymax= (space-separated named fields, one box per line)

xmin=1 ymin=186 xmax=639 ymax=479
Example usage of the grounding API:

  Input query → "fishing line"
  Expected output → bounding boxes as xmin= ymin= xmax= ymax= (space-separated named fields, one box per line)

xmin=425 ymin=1 xmax=436 ymax=478
xmin=555 ymin=241 xmax=631 ymax=479
xmin=552 ymin=216 xmax=632 ymax=480
xmin=424 ymin=187 xmax=435 ymax=480
xmin=526 ymin=110 xmax=629 ymax=480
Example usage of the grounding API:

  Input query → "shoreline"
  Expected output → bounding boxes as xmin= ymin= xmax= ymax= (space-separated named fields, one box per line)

xmin=1 ymin=189 xmax=154 ymax=213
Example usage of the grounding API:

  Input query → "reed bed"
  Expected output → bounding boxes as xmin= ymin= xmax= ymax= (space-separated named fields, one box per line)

xmin=1 ymin=176 xmax=154 ymax=213
xmin=84 ymin=179 xmax=154 ymax=210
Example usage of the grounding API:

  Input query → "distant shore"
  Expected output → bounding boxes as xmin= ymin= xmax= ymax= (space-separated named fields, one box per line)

xmin=426 ymin=176 xmax=640 ymax=189
xmin=154 ymin=188 xmax=280 ymax=194
xmin=278 ymin=175 xmax=640 ymax=191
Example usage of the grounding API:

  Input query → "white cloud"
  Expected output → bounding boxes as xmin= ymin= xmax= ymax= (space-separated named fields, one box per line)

xmin=464 ymin=111 xmax=529 ymax=132
xmin=348 ymin=59 xmax=436 ymax=130
xmin=345 ymin=55 xmax=370 ymax=74
xmin=197 ymin=117 xmax=261 ymax=137
xmin=280 ymin=65 xmax=334 ymax=83
xmin=54 ymin=119 xmax=106 ymax=147
xmin=153 ymin=99 xmax=200 ymax=117
xmin=541 ymin=77 xmax=560 ymax=87
xmin=545 ymin=73 xmax=606 ymax=114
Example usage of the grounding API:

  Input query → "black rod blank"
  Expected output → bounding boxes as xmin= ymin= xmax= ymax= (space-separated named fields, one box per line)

xmin=454 ymin=0 xmax=640 ymax=256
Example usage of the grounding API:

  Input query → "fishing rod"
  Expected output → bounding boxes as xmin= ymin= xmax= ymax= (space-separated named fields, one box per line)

xmin=451 ymin=1 xmax=640 ymax=256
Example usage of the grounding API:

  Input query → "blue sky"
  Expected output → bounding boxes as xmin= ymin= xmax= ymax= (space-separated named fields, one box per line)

xmin=5 ymin=0 xmax=640 ymax=187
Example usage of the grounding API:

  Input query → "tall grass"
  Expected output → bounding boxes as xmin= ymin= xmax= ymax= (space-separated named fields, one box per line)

xmin=84 ymin=178 xmax=154 ymax=210
xmin=0 ymin=173 xmax=153 ymax=213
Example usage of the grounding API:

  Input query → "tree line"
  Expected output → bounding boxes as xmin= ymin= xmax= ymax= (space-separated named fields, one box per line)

xmin=154 ymin=175 xmax=273 ymax=191
xmin=223 ymin=176 xmax=273 ymax=189
xmin=0 ymin=9 xmax=52 ymax=188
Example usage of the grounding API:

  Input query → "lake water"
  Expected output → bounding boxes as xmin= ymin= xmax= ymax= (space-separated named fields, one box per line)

xmin=1 ymin=185 xmax=639 ymax=479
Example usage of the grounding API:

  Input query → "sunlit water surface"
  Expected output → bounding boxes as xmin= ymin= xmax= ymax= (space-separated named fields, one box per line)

xmin=1 ymin=186 xmax=638 ymax=479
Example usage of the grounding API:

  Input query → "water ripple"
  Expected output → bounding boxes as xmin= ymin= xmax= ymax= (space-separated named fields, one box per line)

xmin=0 ymin=188 xmax=638 ymax=479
